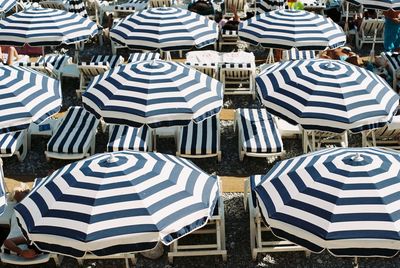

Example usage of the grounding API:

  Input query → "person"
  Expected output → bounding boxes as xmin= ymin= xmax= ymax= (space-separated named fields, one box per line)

xmin=188 ymin=0 xmax=215 ymax=16
xmin=0 ymin=46 xmax=21 ymax=65
xmin=219 ymin=6 xmax=240 ymax=30
xmin=2 ymin=185 xmax=40 ymax=259
xmin=354 ymin=9 xmax=377 ymax=29
xmin=383 ymin=8 xmax=400 ymax=52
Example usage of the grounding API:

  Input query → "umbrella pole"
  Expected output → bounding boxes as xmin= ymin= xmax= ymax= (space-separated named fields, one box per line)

xmin=344 ymin=1 xmax=349 ymax=34
xmin=165 ymin=51 xmax=172 ymax=61
xmin=353 ymin=257 xmax=358 ymax=268
xmin=266 ymin=48 xmax=274 ymax=64
xmin=153 ymin=129 xmax=157 ymax=152
xmin=369 ymin=24 xmax=377 ymax=63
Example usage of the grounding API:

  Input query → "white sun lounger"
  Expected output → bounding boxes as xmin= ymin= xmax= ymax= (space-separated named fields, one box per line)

xmin=45 ymin=106 xmax=99 ymax=161
xmin=168 ymin=177 xmax=227 ymax=262
xmin=354 ymin=18 xmax=384 ymax=50
xmin=302 ymin=129 xmax=348 ymax=153
xmin=235 ymin=108 xmax=285 ymax=161
xmin=185 ymin=62 xmax=218 ymax=79
xmin=282 ymin=48 xmax=317 ymax=61
xmin=0 ymin=130 xmax=27 ymax=162
xmin=244 ymin=175 xmax=308 ymax=260
xmin=362 ymin=115 xmax=400 ymax=150
xmin=107 ymin=124 xmax=152 ymax=152
xmin=219 ymin=63 xmax=256 ymax=99
xmin=176 ymin=115 xmax=221 ymax=162
xmin=127 ymin=52 xmax=161 ymax=63
xmin=381 ymin=51 xmax=400 ymax=90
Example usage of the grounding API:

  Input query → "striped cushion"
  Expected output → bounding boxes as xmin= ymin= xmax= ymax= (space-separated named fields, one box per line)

xmin=37 ymin=54 xmax=70 ymax=70
xmin=249 ymin=174 xmax=263 ymax=208
xmin=179 ymin=116 xmax=219 ymax=155
xmin=220 ymin=63 xmax=253 ymax=69
xmin=0 ymin=131 xmax=23 ymax=155
xmin=69 ymin=0 xmax=88 ymax=17
xmin=237 ymin=108 xmax=283 ymax=153
xmin=185 ymin=62 xmax=218 ymax=77
xmin=90 ymin=55 xmax=123 ymax=68
xmin=127 ymin=52 xmax=160 ymax=63
xmin=107 ymin=125 xmax=150 ymax=152
xmin=382 ymin=52 xmax=400 ymax=70
xmin=18 ymin=62 xmax=55 ymax=74
xmin=303 ymin=2 xmax=325 ymax=7
xmin=47 ymin=107 xmax=99 ymax=154
xmin=283 ymin=48 xmax=316 ymax=60
xmin=221 ymin=29 xmax=238 ymax=36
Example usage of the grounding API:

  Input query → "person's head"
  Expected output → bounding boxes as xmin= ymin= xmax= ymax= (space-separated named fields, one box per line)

xmin=9 ymin=183 xmax=30 ymax=203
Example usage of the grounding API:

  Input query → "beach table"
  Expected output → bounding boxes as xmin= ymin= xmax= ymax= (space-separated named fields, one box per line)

xmin=186 ymin=50 xmax=255 ymax=65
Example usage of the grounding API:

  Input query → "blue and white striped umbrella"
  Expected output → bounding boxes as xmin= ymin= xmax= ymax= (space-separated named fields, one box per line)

xmin=0 ymin=6 xmax=98 ymax=46
xmin=256 ymin=0 xmax=285 ymax=13
xmin=0 ymin=0 xmax=16 ymax=13
xmin=239 ymin=10 xmax=346 ymax=50
xmin=14 ymin=151 xmax=219 ymax=257
xmin=0 ymin=65 xmax=61 ymax=134
xmin=68 ymin=0 xmax=88 ymax=17
xmin=256 ymin=59 xmax=399 ymax=133
xmin=110 ymin=7 xmax=218 ymax=51
xmin=254 ymin=147 xmax=400 ymax=257
xmin=82 ymin=60 xmax=223 ymax=128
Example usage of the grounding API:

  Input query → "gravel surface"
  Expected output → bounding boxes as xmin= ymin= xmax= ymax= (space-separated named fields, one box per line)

xmin=2 ymin=33 xmax=399 ymax=268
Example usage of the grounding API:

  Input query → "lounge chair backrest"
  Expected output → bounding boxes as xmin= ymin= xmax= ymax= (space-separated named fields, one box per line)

xmin=282 ymin=48 xmax=316 ymax=61
xmin=220 ymin=63 xmax=254 ymax=78
xmin=90 ymin=55 xmax=124 ymax=68
xmin=359 ymin=19 xmax=385 ymax=38
xmin=127 ymin=52 xmax=161 ymax=63
xmin=225 ymin=0 xmax=245 ymax=12
xmin=149 ymin=0 xmax=172 ymax=7
xmin=47 ymin=107 xmax=99 ymax=154
xmin=78 ymin=62 xmax=110 ymax=80
xmin=185 ymin=62 xmax=218 ymax=78
xmin=39 ymin=0 xmax=67 ymax=9
xmin=37 ymin=54 xmax=71 ymax=70
xmin=382 ymin=52 xmax=400 ymax=70
xmin=18 ymin=62 xmax=56 ymax=79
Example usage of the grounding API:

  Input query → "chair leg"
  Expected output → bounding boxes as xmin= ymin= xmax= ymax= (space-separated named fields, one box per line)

xmin=17 ymin=133 xmax=28 ymax=162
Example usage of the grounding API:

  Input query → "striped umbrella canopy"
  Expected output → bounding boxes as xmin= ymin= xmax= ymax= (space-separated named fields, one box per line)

xmin=14 ymin=151 xmax=219 ymax=257
xmin=68 ymin=0 xmax=88 ymax=17
xmin=110 ymin=7 xmax=218 ymax=51
xmin=239 ymin=9 xmax=346 ymax=50
xmin=256 ymin=59 xmax=399 ymax=133
xmin=0 ymin=0 xmax=16 ymax=13
xmin=0 ymin=65 xmax=61 ymax=134
xmin=254 ymin=147 xmax=400 ymax=257
xmin=256 ymin=0 xmax=285 ymax=14
xmin=82 ymin=60 xmax=223 ymax=128
xmin=0 ymin=5 xmax=98 ymax=46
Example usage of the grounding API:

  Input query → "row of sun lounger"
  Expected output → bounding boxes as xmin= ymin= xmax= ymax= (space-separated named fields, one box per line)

xmin=2 ymin=105 xmax=399 ymax=164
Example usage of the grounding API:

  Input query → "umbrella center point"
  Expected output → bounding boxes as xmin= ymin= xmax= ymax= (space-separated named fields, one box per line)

xmin=351 ymin=153 xmax=364 ymax=162
xmin=107 ymin=153 xmax=119 ymax=163
xmin=320 ymin=61 xmax=339 ymax=71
